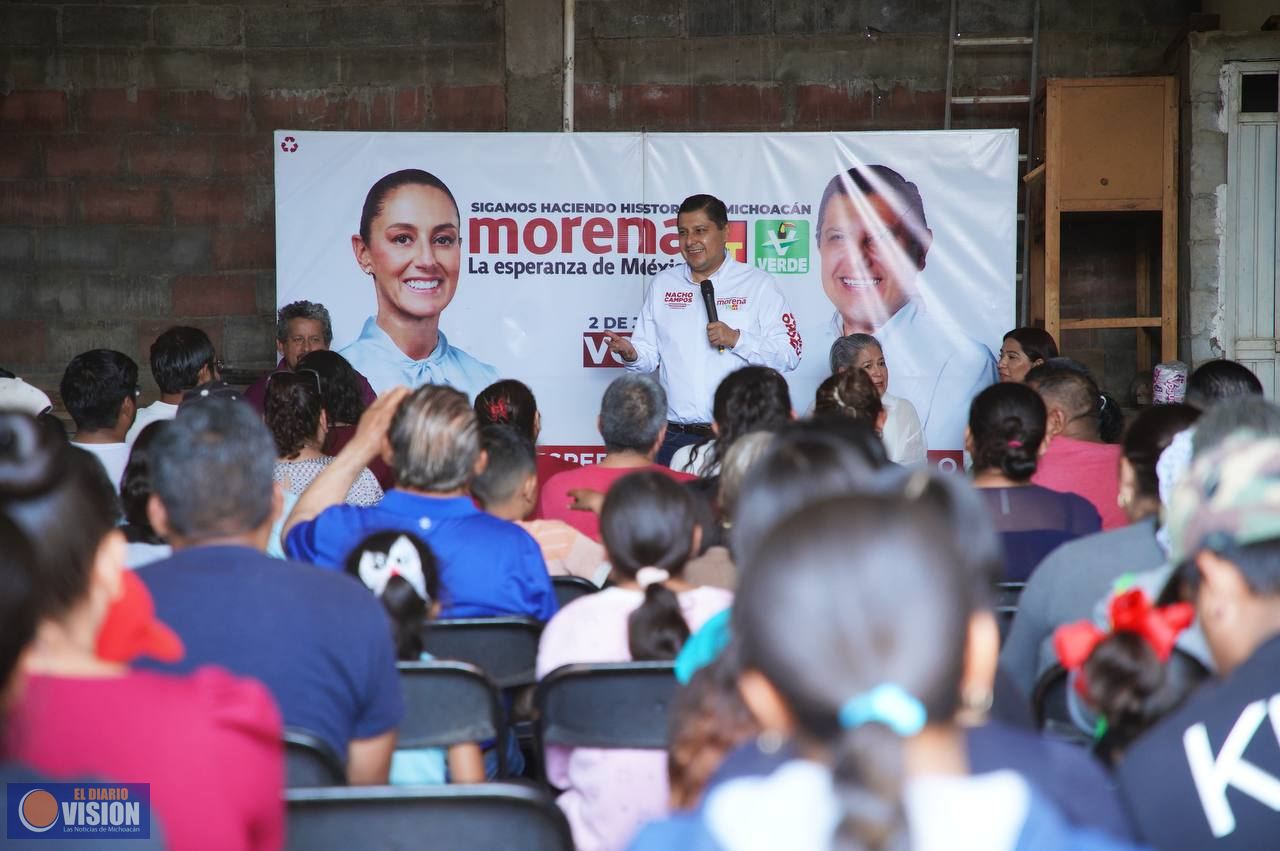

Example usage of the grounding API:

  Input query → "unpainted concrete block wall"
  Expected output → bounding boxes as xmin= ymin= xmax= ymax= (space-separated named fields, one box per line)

xmin=0 ymin=0 xmax=1195 ymax=397
xmin=1181 ymin=30 xmax=1279 ymax=366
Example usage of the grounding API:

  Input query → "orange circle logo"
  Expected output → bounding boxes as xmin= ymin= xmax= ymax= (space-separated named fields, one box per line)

xmin=19 ymin=788 xmax=59 ymax=832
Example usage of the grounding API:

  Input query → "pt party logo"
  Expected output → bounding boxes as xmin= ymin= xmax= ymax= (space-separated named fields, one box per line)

xmin=8 ymin=783 xmax=150 ymax=840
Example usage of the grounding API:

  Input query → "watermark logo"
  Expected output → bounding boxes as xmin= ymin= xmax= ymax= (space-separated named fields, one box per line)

xmin=8 ymin=783 xmax=150 ymax=840
xmin=754 ymin=219 xmax=810 ymax=274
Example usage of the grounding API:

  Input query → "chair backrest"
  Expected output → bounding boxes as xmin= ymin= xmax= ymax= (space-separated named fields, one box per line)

xmin=535 ymin=662 xmax=678 ymax=751
xmin=994 ymin=581 xmax=1026 ymax=642
xmin=420 ymin=617 xmax=544 ymax=689
xmin=551 ymin=575 xmax=598 ymax=609
xmin=284 ymin=728 xmax=346 ymax=788
xmin=398 ymin=660 xmax=508 ymax=776
xmin=285 ymin=783 xmax=574 ymax=851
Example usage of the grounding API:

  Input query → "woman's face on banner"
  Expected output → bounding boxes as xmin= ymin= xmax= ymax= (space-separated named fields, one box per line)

xmin=818 ymin=192 xmax=922 ymax=332
xmin=356 ymin=184 xmax=461 ymax=324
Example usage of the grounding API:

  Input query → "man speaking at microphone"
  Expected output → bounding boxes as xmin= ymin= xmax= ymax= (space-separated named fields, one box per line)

xmin=603 ymin=193 xmax=802 ymax=466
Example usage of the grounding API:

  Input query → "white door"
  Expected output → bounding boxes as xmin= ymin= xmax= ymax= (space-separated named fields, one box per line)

xmin=1227 ymin=62 xmax=1280 ymax=397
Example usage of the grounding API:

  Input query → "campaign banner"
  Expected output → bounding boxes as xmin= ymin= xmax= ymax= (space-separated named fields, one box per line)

xmin=274 ymin=130 xmax=1016 ymax=460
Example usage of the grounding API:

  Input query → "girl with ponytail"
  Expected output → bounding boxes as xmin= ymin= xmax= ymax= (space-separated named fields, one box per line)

xmin=967 ymin=383 xmax=1101 ymax=581
xmin=631 ymin=492 xmax=1145 ymax=851
xmin=537 ymin=471 xmax=732 ymax=851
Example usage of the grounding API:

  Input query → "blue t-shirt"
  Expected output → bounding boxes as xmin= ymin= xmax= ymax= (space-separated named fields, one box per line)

xmin=285 ymin=491 xmax=558 ymax=622
xmin=389 ymin=651 xmax=448 ymax=786
xmin=136 ymin=545 xmax=404 ymax=759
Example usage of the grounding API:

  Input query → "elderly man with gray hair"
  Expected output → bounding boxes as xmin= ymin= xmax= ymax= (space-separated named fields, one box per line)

xmin=537 ymin=373 xmax=698 ymax=542
xmin=283 ymin=384 xmax=557 ymax=621
xmin=244 ymin=300 xmax=377 ymax=413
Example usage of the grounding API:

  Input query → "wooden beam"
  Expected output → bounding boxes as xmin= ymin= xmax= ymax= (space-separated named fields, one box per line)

xmin=1059 ymin=198 xmax=1164 ymax=212
xmin=1060 ymin=317 xmax=1163 ymax=330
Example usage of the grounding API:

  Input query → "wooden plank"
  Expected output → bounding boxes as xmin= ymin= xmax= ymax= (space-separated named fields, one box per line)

xmin=1161 ymin=76 xmax=1179 ymax=361
xmin=1054 ymin=76 xmax=1173 ymax=89
xmin=1022 ymin=163 xmax=1046 ymax=184
xmin=1045 ymin=81 xmax=1061 ymax=345
xmin=1060 ymin=317 xmax=1163 ymax=330
xmin=1059 ymin=198 xmax=1164 ymax=212
xmin=1137 ymin=230 xmax=1153 ymax=372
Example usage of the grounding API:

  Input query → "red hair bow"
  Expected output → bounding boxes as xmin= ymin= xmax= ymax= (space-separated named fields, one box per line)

xmin=1053 ymin=588 xmax=1195 ymax=697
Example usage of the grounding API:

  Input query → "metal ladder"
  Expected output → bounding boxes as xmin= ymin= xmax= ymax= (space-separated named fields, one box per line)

xmin=943 ymin=0 xmax=1041 ymax=325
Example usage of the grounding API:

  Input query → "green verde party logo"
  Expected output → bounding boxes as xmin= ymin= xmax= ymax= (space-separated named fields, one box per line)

xmin=753 ymin=220 xmax=810 ymax=274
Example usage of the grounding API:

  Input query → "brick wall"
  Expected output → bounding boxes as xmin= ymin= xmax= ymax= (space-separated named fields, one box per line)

xmin=571 ymin=0 xmax=1197 ymax=131
xmin=1 ymin=0 xmax=1196 ymax=399
xmin=0 ymin=1 xmax=507 ymax=397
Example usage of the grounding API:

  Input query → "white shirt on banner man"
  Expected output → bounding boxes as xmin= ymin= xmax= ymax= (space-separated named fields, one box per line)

xmin=603 ymin=195 xmax=802 ymax=428
xmin=816 ymin=164 xmax=995 ymax=451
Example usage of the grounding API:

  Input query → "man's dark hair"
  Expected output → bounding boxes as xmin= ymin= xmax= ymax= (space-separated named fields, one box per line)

xmin=59 ymin=349 xmax=138 ymax=431
xmin=678 ymin=194 xmax=729 ymax=229
xmin=275 ymin=300 xmax=334 ymax=345
xmin=1186 ymin=359 xmax=1263 ymax=409
xmin=599 ymin=374 xmax=667 ymax=454
xmin=149 ymin=326 xmax=215 ymax=395
xmin=471 ymin=425 xmax=537 ymax=509
xmin=150 ymin=400 xmax=276 ymax=540
xmin=1025 ymin=357 xmax=1123 ymax=442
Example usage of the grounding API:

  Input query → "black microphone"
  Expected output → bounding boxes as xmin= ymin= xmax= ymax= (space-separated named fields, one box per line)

xmin=700 ymin=280 xmax=724 ymax=353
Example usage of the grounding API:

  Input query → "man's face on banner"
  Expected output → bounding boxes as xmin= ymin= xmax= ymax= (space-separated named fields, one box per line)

xmin=355 ymin=184 xmax=462 ymax=324
xmin=818 ymin=191 xmax=929 ymax=334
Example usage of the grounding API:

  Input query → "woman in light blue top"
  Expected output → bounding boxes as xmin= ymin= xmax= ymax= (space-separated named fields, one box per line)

xmin=341 ymin=169 xmax=499 ymax=399
xmin=345 ymin=531 xmax=484 ymax=785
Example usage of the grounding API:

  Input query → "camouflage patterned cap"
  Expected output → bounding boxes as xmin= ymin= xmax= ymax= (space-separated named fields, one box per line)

xmin=1166 ymin=433 xmax=1280 ymax=567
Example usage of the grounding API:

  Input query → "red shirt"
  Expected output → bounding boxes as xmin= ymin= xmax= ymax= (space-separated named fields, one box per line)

xmin=6 ymin=667 xmax=284 ymax=851
xmin=534 ymin=452 xmax=581 ymax=520
xmin=1031 ymin=435 xmax=1126 ymax=531
xmin=538 ymin=463 xmax=697 ymax=541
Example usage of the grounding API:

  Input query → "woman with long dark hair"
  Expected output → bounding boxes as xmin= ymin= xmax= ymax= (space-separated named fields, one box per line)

xmin=670 ymin=366 xmax=792 ymax=477
xmin=536 ymin=472 xmax=732 ymax=851
xmin=967 ymin=383 xmax=1100 ymax=581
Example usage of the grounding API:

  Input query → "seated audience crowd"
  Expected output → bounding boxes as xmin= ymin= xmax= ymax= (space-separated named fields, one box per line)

xmin=4 ymin=312 xmax=1280 ymax=851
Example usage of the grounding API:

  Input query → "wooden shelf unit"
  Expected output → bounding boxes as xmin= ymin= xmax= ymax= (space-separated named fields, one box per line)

xmin=1027 ymin=77 xmax=1179 ymax=369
